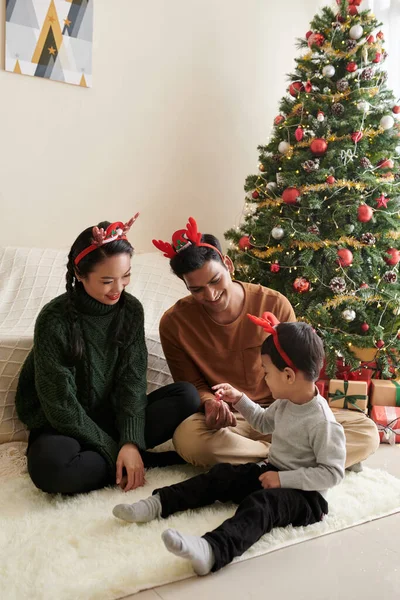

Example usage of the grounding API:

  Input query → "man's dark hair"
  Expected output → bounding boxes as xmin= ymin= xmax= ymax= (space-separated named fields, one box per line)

xmin=261 ymin=322 xmax=325 ymax=381
xmin=169 ymin=234 xmax=225 ymax=279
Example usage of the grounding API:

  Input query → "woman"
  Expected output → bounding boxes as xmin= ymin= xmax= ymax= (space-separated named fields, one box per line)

xmin=16 ymin=216 xmax=200 ymax=495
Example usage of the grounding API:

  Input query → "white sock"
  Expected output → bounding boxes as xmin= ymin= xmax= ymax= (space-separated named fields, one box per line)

xmin=161 ymin=528 xmax=215 ymax=576
xmin=113 ymin=493 xmax=162 ymax=523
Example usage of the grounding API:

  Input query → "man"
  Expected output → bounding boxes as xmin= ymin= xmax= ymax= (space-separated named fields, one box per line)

xmin=153 ymin=218 xmax=380 ymax=468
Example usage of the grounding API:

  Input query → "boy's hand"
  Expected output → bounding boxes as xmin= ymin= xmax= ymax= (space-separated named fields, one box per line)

xmin=212 ymin=383 xmax=243 ymax=405
xmin=259 ymin=471 xmax=281 ymax=489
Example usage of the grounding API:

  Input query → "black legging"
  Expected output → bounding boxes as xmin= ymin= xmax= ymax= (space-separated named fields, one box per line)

xmin=155 ymin=462 xmax=328 ymax=571
xmin=27 ymin=382 xmax=200 ymax=495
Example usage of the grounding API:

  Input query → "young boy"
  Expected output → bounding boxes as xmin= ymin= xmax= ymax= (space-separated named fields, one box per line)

xmin=112 ymin=313 xmax=346 ymax=575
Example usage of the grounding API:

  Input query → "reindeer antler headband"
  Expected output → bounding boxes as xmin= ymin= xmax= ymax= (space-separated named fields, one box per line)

xmin=152 ymin=217 xmax=224 ymax=261
xmin=74 ymin=213 xmax=139 ymax=266
xmin=247 ymin=312 xmax=297 ymax=371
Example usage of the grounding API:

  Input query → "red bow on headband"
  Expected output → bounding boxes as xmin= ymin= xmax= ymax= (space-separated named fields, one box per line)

xmin=247 ymin=311 xmax=297 ymax=371
xmin=74 ymin=213 xmax=139 ymax=266
xmin=152 ymin=217 xmax=224 ymax=260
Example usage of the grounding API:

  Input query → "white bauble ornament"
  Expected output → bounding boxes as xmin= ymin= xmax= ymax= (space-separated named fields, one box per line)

xmin=271 ymin=226 xmax=285 ymax=240
xmin=380 ymin=115 xmax=395 ymax=130
xmin=267 ymin=181 xmax=277 ymax=190
xmin=349 ymin=25 xmax=363 ymax=40
xmin=357 ymin=101 xmax=369 ymax=112
xmin=342 ymin=309 xmax=356 ymax=322
xmin=395 ymin=146 xmax=400 ymax=155
xmin=322 ymin=65 xmax=335 ymax=78
xmin=278 ymin=141 xmax=291 ymax=154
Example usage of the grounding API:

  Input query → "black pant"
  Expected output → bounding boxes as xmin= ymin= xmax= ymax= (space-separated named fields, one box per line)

xmin=27 ymin=382 xmax=200 ymax=495
xmin=154 ymin=462 xmax=328 ymax=571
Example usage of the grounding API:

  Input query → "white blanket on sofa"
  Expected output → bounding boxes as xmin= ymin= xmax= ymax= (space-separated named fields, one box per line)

xmin=0 ymin=247 xmax=186 ymax=444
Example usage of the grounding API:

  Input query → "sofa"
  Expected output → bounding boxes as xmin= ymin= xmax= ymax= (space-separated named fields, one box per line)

xmin=0 ymin=246 xmax=186 ymax=445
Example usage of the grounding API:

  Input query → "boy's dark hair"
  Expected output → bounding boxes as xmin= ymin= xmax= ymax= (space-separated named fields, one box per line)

xmin=261 ymin=322 xmax=324 ymax=381
xmin=170 ymin=234 xmax=225 ymax=279
xmin=66 ymin=221 xmax=134 ymax=362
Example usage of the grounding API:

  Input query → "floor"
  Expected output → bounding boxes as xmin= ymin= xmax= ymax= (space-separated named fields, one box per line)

xmin=123 ymin=445 xmax=400 ymax=600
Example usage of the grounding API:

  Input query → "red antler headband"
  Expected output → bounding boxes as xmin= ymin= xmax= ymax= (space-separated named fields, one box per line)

xmin=74 ymin=213 xmax=139 ymax=266
xmin=152 ymin=217 xmax=224 ymax=261
xmin=247 ymin=311 xmax=298 ymax=372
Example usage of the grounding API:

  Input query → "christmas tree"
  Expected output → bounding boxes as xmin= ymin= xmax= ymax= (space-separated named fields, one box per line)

xmin=225 ymin=0 xmax=400 ymax=379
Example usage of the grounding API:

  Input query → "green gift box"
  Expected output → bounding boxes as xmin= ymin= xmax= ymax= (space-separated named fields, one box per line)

xmin=328 ymin=379 xmax=368 ymax=413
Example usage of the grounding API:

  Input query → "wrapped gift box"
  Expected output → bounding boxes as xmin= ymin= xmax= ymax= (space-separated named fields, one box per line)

xmin=328 ymin=379 xmax=368 ymax=413
xmin=369 ymin=380 xmax=400 ymax=407
xmin=316 ymin=379 xmax=328 ymax=399
xmin=370 ymin=406 xmax=400 ymax=444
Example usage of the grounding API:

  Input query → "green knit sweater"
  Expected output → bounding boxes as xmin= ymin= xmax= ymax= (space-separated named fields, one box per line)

xmin=16 ymin=287 xmax=148 ymax=470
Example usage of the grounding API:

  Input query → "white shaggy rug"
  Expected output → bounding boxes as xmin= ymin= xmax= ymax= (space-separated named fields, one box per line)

xmin=1 ymin=448 xmax=400 ymax=600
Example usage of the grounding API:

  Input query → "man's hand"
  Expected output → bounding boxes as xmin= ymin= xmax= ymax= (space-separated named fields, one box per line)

xmin=212 ymin=383 xmax=243 ymax=405
xmin=116 ymin=443 xmax=145 ymax=492
xmin=259 ymin=471 xmax=281 ymax=489
xmin=204 ymin=398 xmax=237 ymax=430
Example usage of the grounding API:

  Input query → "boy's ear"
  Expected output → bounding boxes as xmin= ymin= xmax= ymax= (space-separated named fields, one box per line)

xmin=283 ymin=367 xmax=296 ymax=384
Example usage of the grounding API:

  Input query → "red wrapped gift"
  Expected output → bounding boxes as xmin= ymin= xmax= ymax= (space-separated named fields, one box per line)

xmin=370 ymin=406 xmax=400 ymax=444
xmin=316 ymin=380 xmax=328 ymax=399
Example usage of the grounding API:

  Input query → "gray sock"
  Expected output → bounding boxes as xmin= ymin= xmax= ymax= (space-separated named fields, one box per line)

xmin=161 ymin=528 xmax=215 ymax=576
xmin=113 ymin=493 xmax=162 ymax=523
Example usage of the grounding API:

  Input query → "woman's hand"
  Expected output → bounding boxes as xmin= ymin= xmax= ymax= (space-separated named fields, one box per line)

xmin=212 ymin=383 xmax=243 ymax=405
xmin=116 ymin=443 xmax=145 ymax=492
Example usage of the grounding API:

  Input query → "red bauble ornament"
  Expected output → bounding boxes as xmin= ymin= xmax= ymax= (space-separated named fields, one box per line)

xmin=282 ymin=187 xmax=301 ymax=205
xmin=375 ymin=340 xmax=385 ymax=349
xmin=347 ymin=62 xmax=358 ymax=73
xmin=270 ymin=262 xmax=280 ymax=273
xmin=295 ymin=127 xmax=304 ymax=142
xmin=305 ymin=31 xmax=313 ymax=40
xmin=274 ymin=115 xmax=285 ymax=125
xmin=367 ymin=35 xmax=374 ymax=44
xmin=384 ymin=248 xmax=400 ymax=266
xmin=378 ymin=158 xmax=394 ymax=169
xmin=376 ymin=194 xmax=389 ymax=209
xmin=307 ymin=33 xmax=324 ymax=48
xmin=377 ymin=31 xmax=384 ymax=40
xmin=238 ymin=236 xmax=252 ymax=251
xmin=360 ymin=283 xmax=369 ymax=289
xmin=348 ymin=6 xmax=358 ymax=15
xmin=289 ymin=82 xmax=304 ymax=97
xmin=293 ymin=277 xmax=310 ymax=293
xmin=357 ymin=204 xmax=373 ymax=222
xmin=393 ymin=106 xmax=400 ymax=114
xmin=351 ymin=131 xmax=363 ymax=143
xmin=361 ymin=323 xmax=370 ymax=333
xmin=326 ymin=175 xmax=335 ymax=184
xmin=373 ymin=53 xmax=382 ymax=64
xmin=337 ymin=248 xmax=353 ymax=267
xmin=251 ymin=190 xmax=259 ymax=199
xmin=310 ymin=138 xmax=328 ymax=156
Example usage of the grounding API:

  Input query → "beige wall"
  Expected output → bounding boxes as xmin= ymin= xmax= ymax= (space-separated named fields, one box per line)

xmin=0 ymin=0 xmax=318 ymax=251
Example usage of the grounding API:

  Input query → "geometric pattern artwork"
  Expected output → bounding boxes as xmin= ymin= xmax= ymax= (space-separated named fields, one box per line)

xmin=5 ymin=0 xmax=93 ymax=87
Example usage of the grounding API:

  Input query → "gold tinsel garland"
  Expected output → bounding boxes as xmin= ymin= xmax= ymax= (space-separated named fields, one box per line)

xmin=252 ymin=236 xmax=366 ymax=259
xmin=324 ymin=294 xmax=384 ymax=309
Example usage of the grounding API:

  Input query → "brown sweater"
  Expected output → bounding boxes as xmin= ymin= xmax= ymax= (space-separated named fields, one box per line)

xmin=159 ymin=281 xmax=296 ymax=407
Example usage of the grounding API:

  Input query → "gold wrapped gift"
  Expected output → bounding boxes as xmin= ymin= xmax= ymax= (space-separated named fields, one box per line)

xmin=369 ymin=380 xmax=400 ymax=408
xmin=328 ymin=379 xmax=368 ymax=413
